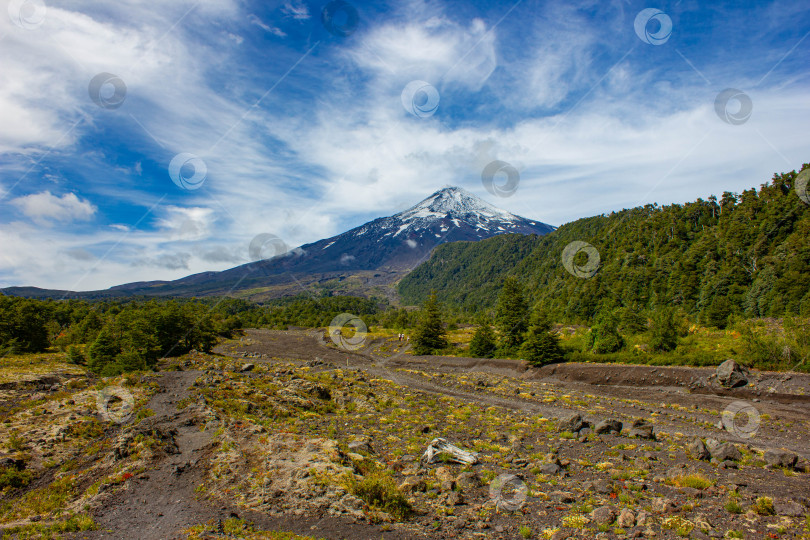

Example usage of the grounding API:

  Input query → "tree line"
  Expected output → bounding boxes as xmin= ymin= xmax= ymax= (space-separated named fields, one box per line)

xmin=399 ymin=165 xmax=810 ymax=324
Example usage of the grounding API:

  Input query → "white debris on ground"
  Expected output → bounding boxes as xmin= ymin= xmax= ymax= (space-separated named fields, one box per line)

xmin=420 ymin=437 xmax=479 ymax=465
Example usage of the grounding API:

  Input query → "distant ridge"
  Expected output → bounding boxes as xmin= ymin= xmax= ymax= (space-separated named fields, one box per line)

xmin=1 ymin=187 xmax=554 ymax=301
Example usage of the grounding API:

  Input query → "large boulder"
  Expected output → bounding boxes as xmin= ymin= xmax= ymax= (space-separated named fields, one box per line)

xmin=559 ymin=414 xmax=590 ymax=433
xmin=764 ymin=449 xmax=798 ymax=469
xmin=594 ymin=419 xmax=623 ymax=435
xmin=716 ymin=359 xmax=748 ymax=388
xmin=710 ymin=442 xmax=742 ymax=462
xmin=775 ymin=500 xmax=806 ymax=517
xmin=628 ymin=419 xmax=655 ymax=440
xmin=688 ymin=438 xmax=710 ymax=461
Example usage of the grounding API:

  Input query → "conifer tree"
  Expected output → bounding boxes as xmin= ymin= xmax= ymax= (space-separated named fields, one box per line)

xmin=469 ymin=321 xmax=497 ymax=358
xmin=495 ymin=277 xmax=529 ymax=351
xmin=412 ymin=291 xmax=447 ymax=355
xmin=521 ymin=307 xmax=564 ymax=366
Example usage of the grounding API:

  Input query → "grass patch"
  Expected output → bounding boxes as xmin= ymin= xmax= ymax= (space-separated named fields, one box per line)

xmin=672 ymin=473 xmax=714 ymax=490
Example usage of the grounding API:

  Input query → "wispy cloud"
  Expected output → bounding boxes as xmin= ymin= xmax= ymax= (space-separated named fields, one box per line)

xmin=0 ymin=0 xmax=808 ymax=290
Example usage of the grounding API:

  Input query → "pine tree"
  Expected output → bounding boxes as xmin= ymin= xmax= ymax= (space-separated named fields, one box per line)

xmin=586 ymin=311 xmax=625 ymax=353
xmin=87 ymin=327 xmax=120 ymax=374
xmin=520 ymin=308 xmax=564 ymax=366
xmin=469 ymin=322 xmax=497 ymax=358
xmin=412 ymin=291 xmax=447 ymax=355
xmin=495 ymin=277 xmax=529 ymax=352
xmin=650 ymin=308 xmax=679 ymax=352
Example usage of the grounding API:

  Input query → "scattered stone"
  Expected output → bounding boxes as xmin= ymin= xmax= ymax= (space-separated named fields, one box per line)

xmin=652 ymin=497 xmax=676 ymax=514
xmin=456 ymin=471 xmax=481 ymax=491
xmin=538 ymin=463 xmax=562 ymax=475
xmin=688 ymin=438 xmax=710 ymax=460
xmin=763 ymin=449 xmax=798 ymax=469
xmin=240 ymin=363 xmax=255 ymax=372
xmin=589 ymin=506 xmax=616 ymax=526
xmin=444 ymin=490 xmax=464 ymax=506
xmin=710 ymin=443 xmax=741 ymax=462
xmin=774 ymin=500 xmax=805 ymax=517
xmin=594 ymin=419 xmax=623 ymax=435
xmin=628 ymin=419 xmax=655 ymax=440
xmin=347 ymin=440 xmax=374 ymax=454
xmin=617 ymin=508 xmax=635 ymax=528
xmin=716 ymin=359 xmax=748 ymax=388
xmin=559 ymin=413 xmax=590 ymax=433
xmin=549 ymin=490 xmax=576 ymax=503
xmin=435 ymin=467 xmax=455 ymax=483
xmin=398 ymin=476 xmax=426 ymax=494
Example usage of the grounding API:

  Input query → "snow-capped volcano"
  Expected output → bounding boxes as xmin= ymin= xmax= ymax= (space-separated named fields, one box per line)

xmin=4 ymin=187 xmax=554 ymax=299
xmin=347 ymin=186 xmax=552 ymax=247
xmin=385 ymin=186 xmax=543 ymax=237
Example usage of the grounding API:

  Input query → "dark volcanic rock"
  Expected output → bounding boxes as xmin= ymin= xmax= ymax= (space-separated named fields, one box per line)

xmin=763 ymin=449 xmax=798 ymax=469
xmin=595 ymin=419 xmax=623 ymax=435
xmin=716 ymin=359 xmax=748 ymax=388
xmin=688 ymin=438 xmax=710 ymax=460
xmin=628 ymin=419 xmax=655 ymax=440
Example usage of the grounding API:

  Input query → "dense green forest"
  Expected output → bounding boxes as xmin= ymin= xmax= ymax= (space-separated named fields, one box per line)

xmin=399 ymin=164 xmax=810 ymax=324
xmin=0 ymin=294 xmax=401 ymax=375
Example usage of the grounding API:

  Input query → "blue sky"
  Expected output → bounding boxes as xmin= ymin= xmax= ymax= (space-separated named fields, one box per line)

xmin=0 ymin=0 xmax=808 ymax=290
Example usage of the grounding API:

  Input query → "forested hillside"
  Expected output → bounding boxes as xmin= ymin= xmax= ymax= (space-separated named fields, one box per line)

xmin=399 ymin=164 xmax=810 ymax=324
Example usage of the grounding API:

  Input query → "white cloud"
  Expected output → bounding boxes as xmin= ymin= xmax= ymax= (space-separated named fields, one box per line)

xmin=155 ymin=206 xmax=215 ymax=241
xmin=11 ymin=191 xmax=96 ymax=225
xmin=0 ymin=0 xmax=808 ymax=292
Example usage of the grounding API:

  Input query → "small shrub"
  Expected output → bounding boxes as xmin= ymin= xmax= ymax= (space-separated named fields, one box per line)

xmin=0 ymin=466 xmax=33 ymax=490
xmin=724 ymin=499 xmax=743 ymax=514
xmin=344 ymin=470 xmax=412 ymax=520
xmin=519 ymin=525 xmax=532 ymax=539
xmin=752 ymin=496 xmax=775 ymax=515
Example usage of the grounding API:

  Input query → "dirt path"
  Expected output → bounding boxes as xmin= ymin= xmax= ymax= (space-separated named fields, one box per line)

xmin=78 ymin=369 xmax=422 ymax=540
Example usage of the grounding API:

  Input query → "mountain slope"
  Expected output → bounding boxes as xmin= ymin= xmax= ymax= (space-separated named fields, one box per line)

xmin=2 ymin=187 xmax=554 ymax=300
xmin=399 ymin=165 xmax=810 ymax=322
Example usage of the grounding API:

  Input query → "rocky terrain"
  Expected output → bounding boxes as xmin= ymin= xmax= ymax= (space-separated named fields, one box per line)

xmin=1 ymin=329 xmax=809 ymax=539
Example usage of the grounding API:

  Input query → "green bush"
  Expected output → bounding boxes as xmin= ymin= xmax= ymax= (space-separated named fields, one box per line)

xmin=0 ymin=466 xmax=33 ymax=490
xmin=469 ymin=323 xmax=497 ymax=358
xmin=586 ymin=312 xmax=625 ymax=353
xmin=344 ymin=469 xmax=412 ymax=520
